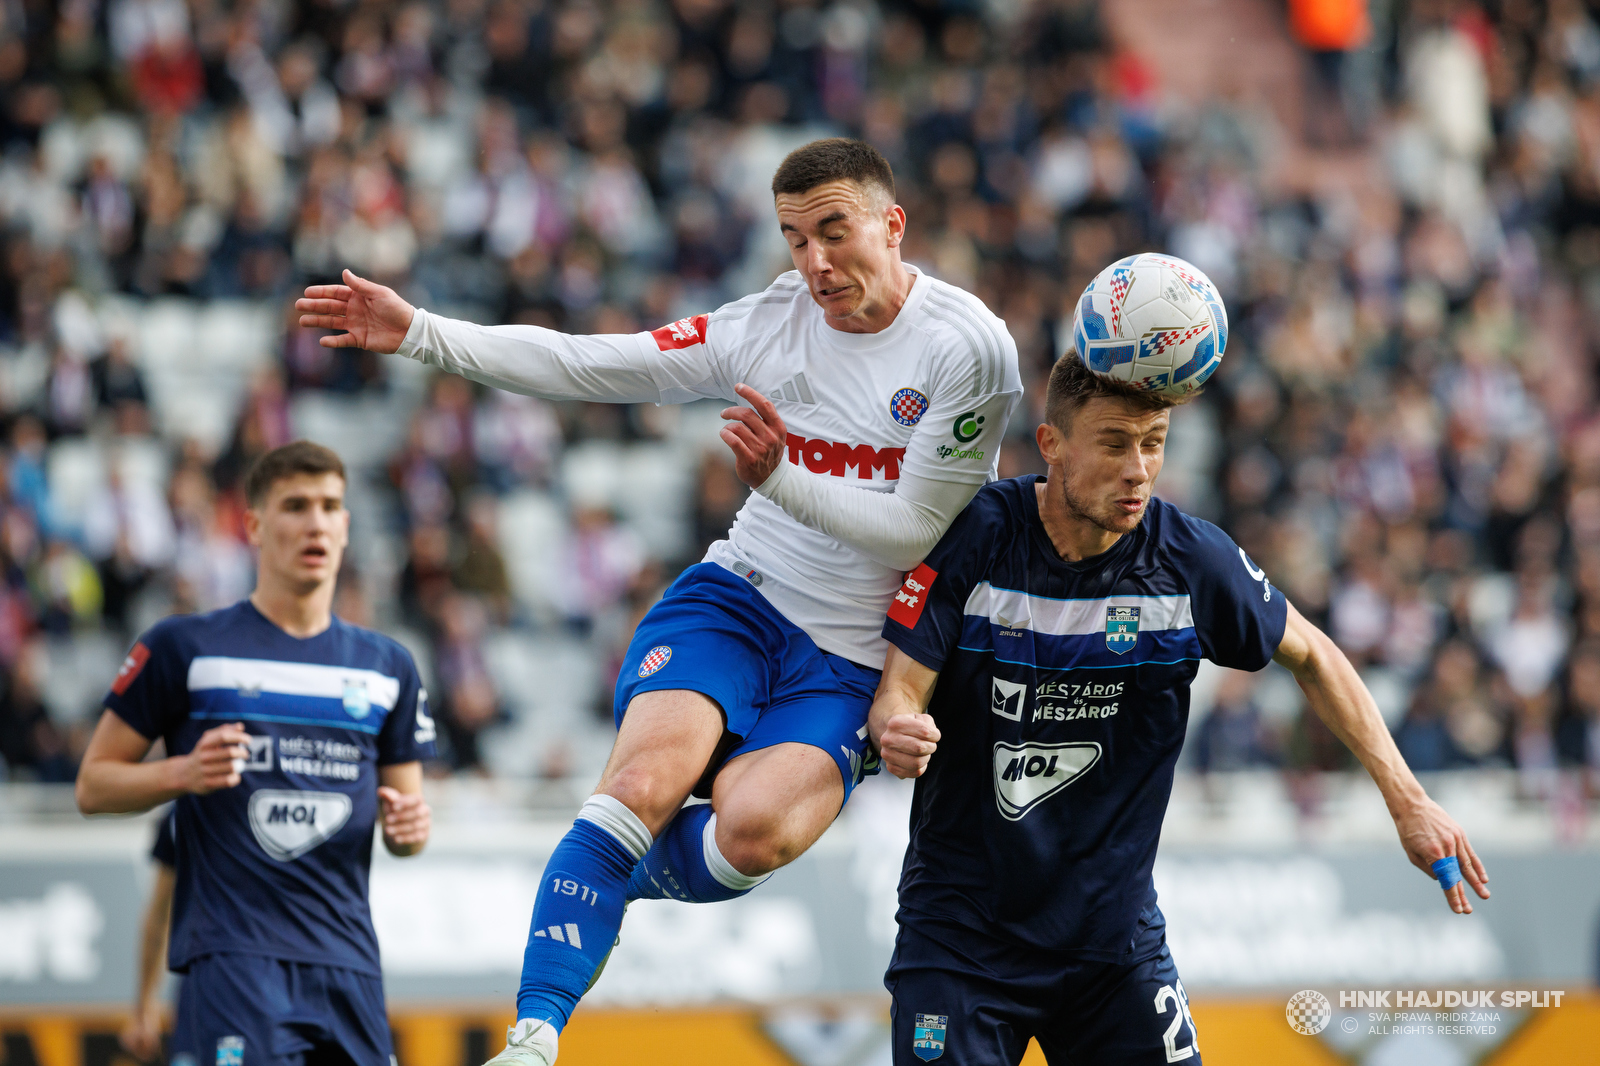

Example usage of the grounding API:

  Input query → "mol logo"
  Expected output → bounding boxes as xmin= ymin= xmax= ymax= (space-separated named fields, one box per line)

xmin=992 ymin=742 xmax=1100 ymax=821
xmin=247 ymin=790 xmax=353 ymax=861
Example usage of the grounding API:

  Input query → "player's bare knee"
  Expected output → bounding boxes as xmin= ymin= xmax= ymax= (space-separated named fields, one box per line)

xmin=596 ymin=764 xmax=685 ymax=828
xmin=713 ymin=816 xmax=797 ymax=877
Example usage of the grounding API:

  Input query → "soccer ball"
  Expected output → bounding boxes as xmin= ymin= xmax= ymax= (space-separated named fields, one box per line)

xmin=1070 ymin=253 xmax=1228 ymax=397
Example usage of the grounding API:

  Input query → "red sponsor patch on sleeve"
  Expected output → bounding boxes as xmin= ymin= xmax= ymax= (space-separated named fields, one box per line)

xmin=887 ymin=564 xmax=938 ymax=629
xmin=650 ymin=314 xmax=709 ymax=351
xmin=111 ymin=642 xmax=151 ymax=696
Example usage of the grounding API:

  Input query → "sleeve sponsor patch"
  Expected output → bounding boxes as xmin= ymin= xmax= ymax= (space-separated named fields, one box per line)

xmin=111 ymin=642 xmax=151 ymax=695
xmin=888 ymin=564 xmax=937 ymax=629
xmin=651 ymin=314 xmax=709 ymax=351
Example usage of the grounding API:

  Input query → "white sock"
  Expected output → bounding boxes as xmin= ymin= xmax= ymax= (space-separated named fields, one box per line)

xmin=507 ymin=1018 xmax=559 ymax=1057
xmin=701 ymin=813 xmax=773 ymax=892
xmin=576 ymin=794 xmax=651 ymax=861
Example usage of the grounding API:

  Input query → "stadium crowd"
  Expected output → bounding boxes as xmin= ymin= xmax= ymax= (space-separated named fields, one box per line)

xmin=0 ymin=0 xmax=1597 ymax=798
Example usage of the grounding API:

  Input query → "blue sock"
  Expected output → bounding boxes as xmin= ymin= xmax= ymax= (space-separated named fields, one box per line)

xmin=626 ymin=804 xmax=771 ymax=903
xmin=517 ymin=796 xmax=650 ymax=1029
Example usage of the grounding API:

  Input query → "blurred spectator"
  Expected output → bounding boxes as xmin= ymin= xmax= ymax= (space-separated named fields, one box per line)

xmin=83 ymin=458 xmax=176 ymax=632
xmin=558 ymin=504 xmax=644 ymax=633
xmin=31 ymin=539 xmax=102 ymax=633
xmin=9 ymin=417 xmax=54 ymax=534
xmin=91 ymin=338 xmax=151 ymax=426
xmin=1288 ymin=0 xmax=1372 ymax=145
xmin=433 ymin=591 xmax=503 ymax=773
xmin=692 ymin=449 xmax=749 ymax=558
xmin=1193 ymin=670 xmax=1280 ymax=773
xmin=0 ymin=0 xmax=1593 ymax=797
xmin=453 ymin=494 xmax=513 ymax=625
xmin=398 ymin=523 xmax=453 ymax=630
xmin=1397 ymin=640 xmax=1506 ymax=770
xmin=0 ymin=640 xmax=72 ymax=781
xmin=475 ymin=391 xmax=562 ymax=490
xmin=1561 ymin=642 xmax=1600 ymax=793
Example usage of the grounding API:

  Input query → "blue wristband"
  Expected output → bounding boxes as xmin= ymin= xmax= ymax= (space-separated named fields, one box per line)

xmin=1432 ymin=856 xmax=1462 ymax=891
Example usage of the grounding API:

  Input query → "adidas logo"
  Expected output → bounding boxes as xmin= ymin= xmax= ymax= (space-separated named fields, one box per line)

xmin=776 ymin=373 xmax=817 ymax=404
xmin=532 ymin=923 xmax=584 ymax=948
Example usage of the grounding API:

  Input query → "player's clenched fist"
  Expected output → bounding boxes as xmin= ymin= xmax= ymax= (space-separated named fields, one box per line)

xmin=181 ymin=723 xmax=251 ymax=794
xmin=378 ymin=786 xmax=431 ymax=854
xmin=879 ymin=713 xmax=941 ymax=779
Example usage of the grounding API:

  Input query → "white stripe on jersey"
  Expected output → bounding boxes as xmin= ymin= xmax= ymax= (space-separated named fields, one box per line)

xmin=188 ymin=657 xmax=401 ymax=710
xmin=963 ymin=582 xmax=1195 ymax=635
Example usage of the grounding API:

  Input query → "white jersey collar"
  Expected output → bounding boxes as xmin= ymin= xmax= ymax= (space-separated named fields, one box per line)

xmin=812 ymin=264 xmax=932 ymax=353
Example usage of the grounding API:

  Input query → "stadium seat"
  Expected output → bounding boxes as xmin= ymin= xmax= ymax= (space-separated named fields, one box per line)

xmin=496 ymin=490 xmax=568 ymax=621
xmin=138 ymin=298 xmax=199 ymax=373
xmin=197 ymin=300 xmax=276 ymax=373
xmin=44 ymin=439 xmax=106 ymax=531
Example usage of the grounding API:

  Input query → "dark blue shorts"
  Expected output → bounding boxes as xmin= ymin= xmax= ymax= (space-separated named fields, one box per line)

xmin=171 ymin=953 xmax=392 ymax=1066
xmin=885 ymin=910 xmax=1200 ymax=1065
xmin=613 ymin=563 xmax=881 ymax=799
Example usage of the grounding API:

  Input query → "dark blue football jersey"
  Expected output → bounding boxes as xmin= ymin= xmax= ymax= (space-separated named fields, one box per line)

xmin=151 ymin=804 xmax=175 ymax=866
xmin=105 ymin=600 xmax=436 ymax=976
xmin=883 ymin=476 xmax=1286 ymax=958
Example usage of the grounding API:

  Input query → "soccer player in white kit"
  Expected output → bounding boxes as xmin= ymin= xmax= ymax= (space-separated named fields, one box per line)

xmin=297 ymin=139 xmax=1021 ymax=1064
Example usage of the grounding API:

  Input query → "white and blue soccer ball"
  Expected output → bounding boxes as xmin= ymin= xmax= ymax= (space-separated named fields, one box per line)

xmin=1070 ymin=253 xmax=1228 ymax=397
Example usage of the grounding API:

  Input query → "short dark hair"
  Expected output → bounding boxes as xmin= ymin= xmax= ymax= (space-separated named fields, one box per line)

xmin=771 ymin=138 xmax=895 ymax=202
xmin=244 ymin=440 xmax=347 ymax=507
xmin=1044 ymin=352 xmax=1186 ymax=432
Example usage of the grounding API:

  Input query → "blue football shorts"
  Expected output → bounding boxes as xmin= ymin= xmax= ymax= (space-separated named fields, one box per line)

xmin=886 ymin=908 xmax=1200 ymax=1065
xmin=171 ymin=953 xmax=392 ymax=1066
xmin=613 ymin=562 xmax=881 ymax=800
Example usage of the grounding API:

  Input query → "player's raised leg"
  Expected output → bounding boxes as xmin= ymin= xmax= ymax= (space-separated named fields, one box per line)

xmin=627 ymin=741 xmax=844 ymax=903
xmin=497 ymin=691 xmax=722 ymax=1066
xmin=627 ymin=643 xmax=876 ymax=907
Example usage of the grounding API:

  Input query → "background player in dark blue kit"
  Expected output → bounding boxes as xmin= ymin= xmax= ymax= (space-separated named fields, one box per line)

xmin=76 ymin=441 xmax=436 ymax=1066
xmin=121 ymin=808 xmax=177 ymax=1062
xmin=869 ymin=355 xmax=1491 ymax=1065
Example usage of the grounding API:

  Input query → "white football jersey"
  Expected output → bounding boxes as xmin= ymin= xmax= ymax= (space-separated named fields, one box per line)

xmin=635 ymin=267 xmax=1022 ymax=665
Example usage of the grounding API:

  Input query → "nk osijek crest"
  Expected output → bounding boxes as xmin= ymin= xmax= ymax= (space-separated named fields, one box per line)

xmin=912 ymin=1014 xmax=947 ymax=1061
xmin=1105 ymin=605 xmax=1140 ymax=654
xmin=342 ymin=679 xmax=371 ymax=720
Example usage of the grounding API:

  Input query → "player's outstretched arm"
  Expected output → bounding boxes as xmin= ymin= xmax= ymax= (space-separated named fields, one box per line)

xmin=298 ymin=270 xmax=669 ymax=404
xmin=1273 ymin=603 xmax=1490 ymax=914
xmin=296 ymin=269 xmax=416 ymax=353
xmin=77 ymin=711 xmax=250 ymax=815
xmin=378 ymin=762 xmax=431 ymax=857
xmin=868 ymin=646 xmax=942 ymax=779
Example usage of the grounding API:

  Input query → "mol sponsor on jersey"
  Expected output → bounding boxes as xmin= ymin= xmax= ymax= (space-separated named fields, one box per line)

xmin=991 ymin=742 xmax=1101 ymax=821
xmin=247 ymin=790 xmax=353 ymax=861
xmin=785 ymin=434 xmax=906 ymax=481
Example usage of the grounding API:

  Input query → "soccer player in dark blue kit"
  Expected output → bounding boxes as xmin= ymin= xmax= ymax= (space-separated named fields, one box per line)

xmin=77 ymin=441 xmax=436 ymax=1066
xmin=869 ymin=355 xmax=1491 ymax=1065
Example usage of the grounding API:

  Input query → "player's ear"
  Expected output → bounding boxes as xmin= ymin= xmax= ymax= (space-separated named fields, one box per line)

xmin=884 ymin=202 xmax=906 ymax=248
xmin=1036 ymin=421 xmax=1065 ymax=466
xmin=243 ymin=505 xmax=262 ymax=548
